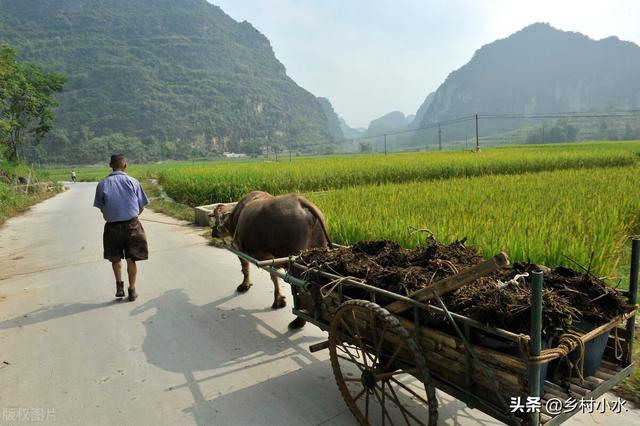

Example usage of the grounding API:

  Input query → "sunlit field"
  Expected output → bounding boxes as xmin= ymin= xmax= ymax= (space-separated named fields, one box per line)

xmin=306 ymin=165 xmax=639 ymax=277
xmin=154 ymin=141 xmax=640 ymax=205
xmin=43 ymin=141 xmax=640 ymax=275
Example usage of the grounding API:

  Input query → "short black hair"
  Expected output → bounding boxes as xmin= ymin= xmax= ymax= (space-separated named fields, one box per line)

xmin=109 ymin=154 xmax=127 ymax=170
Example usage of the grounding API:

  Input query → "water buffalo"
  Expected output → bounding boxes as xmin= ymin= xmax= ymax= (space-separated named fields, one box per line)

xmin=211 ymin=191 xmax=331 ymax=328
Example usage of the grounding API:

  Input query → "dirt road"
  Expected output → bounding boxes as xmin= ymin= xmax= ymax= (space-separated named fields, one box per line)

xmin=0 ymin=183 xmax=636 ymax=425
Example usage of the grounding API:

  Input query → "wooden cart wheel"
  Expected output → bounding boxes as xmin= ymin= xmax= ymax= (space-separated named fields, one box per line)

xmin=329 ymin=300 xmax=438 ymax=426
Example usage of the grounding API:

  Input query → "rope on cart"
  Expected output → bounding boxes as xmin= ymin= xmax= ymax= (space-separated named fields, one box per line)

xmin=320 ymin=275 xmax=365 ymax=298
xmin=520 ymin=332 xmax=586 ymax=383
xmin=614 ymin=327 xmax=624 ymax=361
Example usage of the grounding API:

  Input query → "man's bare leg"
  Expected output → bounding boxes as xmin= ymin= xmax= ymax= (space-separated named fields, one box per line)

xmin=126 ymin=259 xmax=137 ymax=289
xmin=126 ymin=259 xmax=138 ymax=301
xmin=111 ymin=260 xmax=123 ymax=281
xmin=112 ymin=260 xmax=125 ymax=298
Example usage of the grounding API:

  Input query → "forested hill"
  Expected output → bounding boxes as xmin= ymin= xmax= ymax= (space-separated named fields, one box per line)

xmin=414 ymin=23 xmax=640 ymax=138
xmin=0 ymin=0 xmax=335 ymax=163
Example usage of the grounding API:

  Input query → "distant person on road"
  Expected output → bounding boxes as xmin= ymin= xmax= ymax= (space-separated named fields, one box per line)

xmin=93 ymin=154 xmax=149 ymax=301
xmin=71 ymin=170 xmax=77 ymax=183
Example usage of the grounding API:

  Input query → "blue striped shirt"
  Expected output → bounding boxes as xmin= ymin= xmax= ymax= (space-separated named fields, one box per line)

xmin=93 ymin=171 xmax=149 ymax=223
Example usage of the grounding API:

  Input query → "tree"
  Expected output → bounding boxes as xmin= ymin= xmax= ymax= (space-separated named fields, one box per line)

xmin=0 ymin=45 xmax=66 ymax=160
xmin=359 ymin=140 xmax=372 ymax=153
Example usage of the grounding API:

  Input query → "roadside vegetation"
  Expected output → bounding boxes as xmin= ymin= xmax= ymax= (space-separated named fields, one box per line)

xmin=0 ymin=161 xmax=60 ymax=225
xmin=0 ymin=45 xmax=65 ymax=225
xmin=140 ymin=179 xmax=193 ymax=223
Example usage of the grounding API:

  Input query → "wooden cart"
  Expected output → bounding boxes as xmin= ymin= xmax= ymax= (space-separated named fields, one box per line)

xmin=224 ymin=239 xmax=639 ymax=426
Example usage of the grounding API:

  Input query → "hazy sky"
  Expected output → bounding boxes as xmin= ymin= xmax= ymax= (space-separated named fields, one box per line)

xmin=210 ymin=0 xmax=640 ymax=128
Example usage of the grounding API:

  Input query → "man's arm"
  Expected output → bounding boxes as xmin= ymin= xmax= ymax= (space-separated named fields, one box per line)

xmin=93 ymin=182 xmax=105 ymax=211
xmin=136 ymin=182 xmax=149 ymax=215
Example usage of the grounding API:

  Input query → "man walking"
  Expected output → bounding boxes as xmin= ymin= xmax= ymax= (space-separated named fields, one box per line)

xmin=93 ymin=154 xmax=149 ymax=301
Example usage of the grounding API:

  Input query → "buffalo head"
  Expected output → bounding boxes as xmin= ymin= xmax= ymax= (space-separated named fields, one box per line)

xmin=209 ymin=203 xmax=235 ymax=239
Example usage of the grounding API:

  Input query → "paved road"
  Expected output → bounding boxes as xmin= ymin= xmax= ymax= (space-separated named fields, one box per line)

xmin=0 ymin=183 xmax=637 ymax=425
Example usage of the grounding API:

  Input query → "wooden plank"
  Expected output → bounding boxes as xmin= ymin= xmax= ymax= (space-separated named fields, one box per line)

xmin=386 ymin=252 xmax=509 ymax=314
xmin=593 ymin=370 xmax=613 ymax=381
xmin=580 ymin=310 xmax=636 ymax=344
xmin=424 ymin=346 xmax=523 ymax=395
xmin=542 ymin=386 xmax=569 ymax=400
xmin=584 ymin=376 xmax=604 ymax=386
xmin=540 ymin=413 xmax=553 ymax=424
xmin=598 ymin=365 xmax=620 ymax=376
xmin=348 ymin=310 xmax=526 ymax=391
xmin=543 ymin=381 xmax=570 ymax=394
xmin=600 ymin=359 xmax=623 ymax=372
xmin=567 ymin=383 xmax=589 ymax=396
xmin=567 ymin=377 xmax=597 ymax=391
xmin=397 ymin=316 xmax=528 ymax=374
xmin=583 ymin=376 xmax=604 ymax=387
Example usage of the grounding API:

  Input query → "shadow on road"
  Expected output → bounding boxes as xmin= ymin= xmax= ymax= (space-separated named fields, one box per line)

xmin=129 ymin=289 xmax=501 ymax=425
xmin=130 ymin=289 xmax=327 ymax=425
xmin=0 ymin=300 xmax=120 ymax=330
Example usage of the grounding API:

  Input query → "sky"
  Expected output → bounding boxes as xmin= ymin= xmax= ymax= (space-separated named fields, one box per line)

xmin=210 ymin=0 xmax=640 ymax=128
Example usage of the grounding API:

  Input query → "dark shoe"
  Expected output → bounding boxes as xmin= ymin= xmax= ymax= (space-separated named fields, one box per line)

xmin=128 ymin=287 xmax=138 ymax=301
xmin=115 ymin=281 xmax=125 ymax=298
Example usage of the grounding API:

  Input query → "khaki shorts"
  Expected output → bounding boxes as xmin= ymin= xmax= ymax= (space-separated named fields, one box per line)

xmin=103 ymin=217 xmax=148 ymax=262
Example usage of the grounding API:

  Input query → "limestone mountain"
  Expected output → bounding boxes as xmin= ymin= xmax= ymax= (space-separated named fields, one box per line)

xmin=365 ymin=111 xmax=411 ymax=137
xmin=0 ymin=0 xmax=335 ymax=162
xmin=407 ymin=92 xmax=434 ymax=130
xmin=415 ymin=23 xmax=640 ymax=139
xmin=317 ymin=97 xmax=344 ymax=141
xmin=339 ymin=118 xmax=366 ymax=140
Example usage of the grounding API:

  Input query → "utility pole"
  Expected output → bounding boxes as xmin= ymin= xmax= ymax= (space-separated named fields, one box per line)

xmin=542 ymin=123 xmax=545 ymax=144
xmin=475 ymin=113 xmax=480 ymax=152
xmin=384 ymin=134 xmax=387 ymax=155
xmin=438 ymin=125 xmax=442 ymax=151
xmin=465 ymin=136 xmax=468 ymax=151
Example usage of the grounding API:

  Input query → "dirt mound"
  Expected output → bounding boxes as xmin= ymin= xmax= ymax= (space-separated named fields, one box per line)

xmin=298 ymin=239 xmax=629 ymax=335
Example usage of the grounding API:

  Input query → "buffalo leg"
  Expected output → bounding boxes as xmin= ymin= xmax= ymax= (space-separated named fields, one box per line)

xmin=270 ymin=273 xmax=286 ymax=309
xmin=236 ymin=257 xmax=253 ymax=292
xmin=288 ymin=316 xmax=306 ymax=329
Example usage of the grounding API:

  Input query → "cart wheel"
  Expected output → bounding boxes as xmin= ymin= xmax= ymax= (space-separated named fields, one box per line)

xmin=329 ymin=299 xmax=438 ymax=426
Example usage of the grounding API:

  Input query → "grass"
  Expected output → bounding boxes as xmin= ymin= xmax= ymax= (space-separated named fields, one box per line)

xmin=43 ymin=163 xmax=161 ymax=182
xmin=305 ymin=165 xmax=639 ymax=279
xmin=0 ymin=161 xmax=61 ymax=225
xmin=140 ymin=179 xmax=193 ymax=222
xmin=156 ymin=141 xmax=640 ymax=205
xmin=0 ymin=183 xmax=60 ymax=225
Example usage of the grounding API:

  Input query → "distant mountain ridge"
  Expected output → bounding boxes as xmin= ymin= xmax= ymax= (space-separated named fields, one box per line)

xmin=317 ymin=97 xmax=344 ymax=141
xmin=0 ymin=0 xmax=335 ymax=162
xmin=365 ymin=111 xmax=412 ymax=136
xmin=414 ymin=23 xmax=640 ymax=138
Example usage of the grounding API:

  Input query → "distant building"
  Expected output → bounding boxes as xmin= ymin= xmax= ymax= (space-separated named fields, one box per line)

xmin=223 ymin=152 xmax=247 ymax=158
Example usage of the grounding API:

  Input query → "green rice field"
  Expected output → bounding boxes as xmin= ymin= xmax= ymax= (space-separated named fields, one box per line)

xmin=155 ymin=142 xmax=639 ymax=205
xmin=44 ymin=141 xmax=640 ymax=276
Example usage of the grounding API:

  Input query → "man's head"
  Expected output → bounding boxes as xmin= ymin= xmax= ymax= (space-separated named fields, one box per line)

xmin=110 ymin=154 xmax=127 ymax=171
